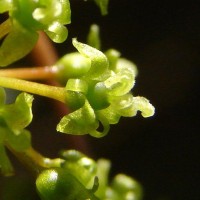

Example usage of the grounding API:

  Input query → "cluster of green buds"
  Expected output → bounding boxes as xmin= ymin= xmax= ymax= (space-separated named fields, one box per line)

xmin=55 ymin=38 xmax=155 ymax=137
xmin=0 ymin=1 xmax=154 ymax=199
xmin=0 ymin=0 xmax=71 ymax=66
xmin=0 ymin=23 xmax=155 ymax=138
xmin=36 ymin=150 xmax=142 ymax=200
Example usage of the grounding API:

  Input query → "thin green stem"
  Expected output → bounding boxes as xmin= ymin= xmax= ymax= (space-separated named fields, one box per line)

xmin=0 ymin=19 xmax=12 ymax=39
xmin=0 ymin=76 xmax=66 ymax=103
xmin=6 ymin=145 xmax=64 ymax=175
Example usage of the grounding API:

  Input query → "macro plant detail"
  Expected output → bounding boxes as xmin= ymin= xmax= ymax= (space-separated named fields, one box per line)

xmin=56 ymin=37 xmax=154 ymax=137
xmin=0 ymin=0 xmax=155 ymax=199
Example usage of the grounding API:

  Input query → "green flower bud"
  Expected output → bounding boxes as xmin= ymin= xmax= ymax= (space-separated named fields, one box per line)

xmin=61 ymin=150 xmax=97 ymax=188
xmin=36 ymin=168 xmax=99 ymax=200
xmin=87 ymin=82 xmax=110 ymax=110
xmin=55 ymin=53 xmax=91 ymax=85
xmin=110 ymin=174 xmax=143 ymax=200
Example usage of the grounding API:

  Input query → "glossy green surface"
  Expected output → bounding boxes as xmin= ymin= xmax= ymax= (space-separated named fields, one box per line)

xmin=36 ymin=168 xmax=99 ymax=200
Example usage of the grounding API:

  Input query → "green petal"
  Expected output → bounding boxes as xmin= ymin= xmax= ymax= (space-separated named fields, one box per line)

xmin=110 ymin=174 xmax=143 ymax=200
xmin=1 ymin=92 xmax=33 ymax=134
xmin=66 ymin=79 xmax=88 ymax=94
xmin=33 ymin=0 xmax=71 ymax=25
xmin=0 ymin=0 xmax=12 ymax=13
xmin=72 ymin=38 xmax=109 ymax=81
xmin=115 ymin=58 xmax=138 ymax=77
xmin=132 ymin=96 xmax=155 ymax=118
xmin=7 ymin=129 xmax=31 ymax=152
xmin=58 ymin=0 xmax=71 ymax=24
xmin=104 ymin=71 xmax=135 ymax=96
xmin=104 ymin=58 xmax=137 ymax=96
xmin=109 ymin=94 xmax=155 ymax=118
xmin=33 ymin=0 xmax=71 ymax=43
xmin=32 ymin=1 xmax=62 ymax=25
xmin=99 ymin=105 xmax=121 ymax=124
xmin=89 ymin=112 xmax=110 ymax=138
xmin=57 ymin=99 xmax=98 ymax=135
xmin=109 ymin=93 xmax=137 ymax=117
xmin=0 ymin=24 xmax=38 ymax=67
xmin=45 ymin=22 xmax=68 ymax=43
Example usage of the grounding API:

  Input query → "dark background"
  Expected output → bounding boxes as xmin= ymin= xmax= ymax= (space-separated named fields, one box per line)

xmin=66 ymin=1 xmax=200 ymax=200
xmin=1 ymin=0 xmax=200 ymax=200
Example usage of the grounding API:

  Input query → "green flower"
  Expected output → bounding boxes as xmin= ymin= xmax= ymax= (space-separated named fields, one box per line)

xmin=56 ymin=39 xmax=155 ymax=137
xmin=0 ymin=0 xmax=71 ymax=66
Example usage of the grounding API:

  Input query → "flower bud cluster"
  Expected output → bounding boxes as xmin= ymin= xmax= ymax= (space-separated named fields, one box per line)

xmin=56 ymin=39 xmax=155 ymax=137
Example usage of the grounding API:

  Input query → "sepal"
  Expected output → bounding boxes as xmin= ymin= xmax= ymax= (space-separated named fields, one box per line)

xmin=1 ymin=92 xmax=33 ymax=134
xmin=72 ymin=38 xmax=109 ymax=81
xmin=57 ymin=99 xmax=99 ymax=135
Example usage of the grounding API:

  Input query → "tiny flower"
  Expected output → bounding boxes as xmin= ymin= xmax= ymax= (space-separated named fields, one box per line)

xmin=56 ymin=39 xmax=155 ymax=137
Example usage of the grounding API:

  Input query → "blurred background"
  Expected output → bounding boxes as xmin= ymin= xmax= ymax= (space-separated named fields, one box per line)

xmin=1 ymin=0 xmax=200 ymax=199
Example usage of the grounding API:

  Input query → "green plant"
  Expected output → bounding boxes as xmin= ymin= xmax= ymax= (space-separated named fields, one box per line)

xmin=0 ymin=0 xmax=155 ymax=199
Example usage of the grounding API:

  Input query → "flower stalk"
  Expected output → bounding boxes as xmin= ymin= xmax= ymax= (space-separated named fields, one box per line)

xmin=6 ymin=144 xmax=64 ymax=175
xmin=0 ymin=76 xmax=66 ymax=103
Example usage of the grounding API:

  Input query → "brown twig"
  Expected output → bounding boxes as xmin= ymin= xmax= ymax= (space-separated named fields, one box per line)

xmin=0 ymin=66 xmax=57 ymax=80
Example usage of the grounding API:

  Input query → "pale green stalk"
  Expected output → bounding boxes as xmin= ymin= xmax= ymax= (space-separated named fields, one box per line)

xmin=6 ymin=145 xmax=64 ymax=175
xmin=0 ymin=76 xmax=66 ymax=103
